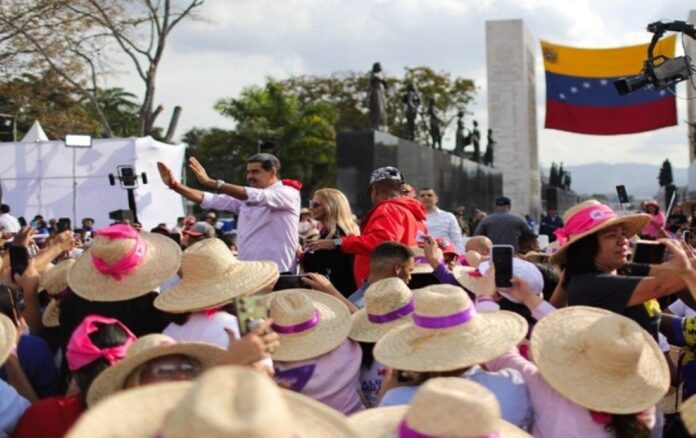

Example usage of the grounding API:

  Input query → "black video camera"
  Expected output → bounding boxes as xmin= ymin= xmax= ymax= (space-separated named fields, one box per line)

xmin=109 ymin=209 xmax=135 ymax=223
xmin=614 ymin=21 xmax=696 ymax=96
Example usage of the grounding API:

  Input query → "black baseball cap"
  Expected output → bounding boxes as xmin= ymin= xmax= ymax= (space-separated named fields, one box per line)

xmin=495 ymin=196 xmax=511 ymax=206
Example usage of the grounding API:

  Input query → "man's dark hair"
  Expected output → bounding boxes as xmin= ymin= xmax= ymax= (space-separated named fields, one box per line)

xmin=371 ymin=179 xmax=402 ymax=197
xmin=0 ymin=204 xmax=9 ymax=214
xmin=370 ymin=242 xmax=414 ymax=269
xmin=518 ymin=233 xmax=538 ymax=252
xmin=247 ymin=153 xmax=281 ymax=172
xmin=419 ymin=187 xmax=434 ymax=193
xmin=562 ymin=233 xmax=600 ymax=287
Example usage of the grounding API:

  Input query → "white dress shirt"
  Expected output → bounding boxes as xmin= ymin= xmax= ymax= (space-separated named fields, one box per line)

xmin=425 ymin=207 xmax=465 ymax=253
xmin=201 ymin=180 xmax=300 ymax=272
xmin=0 ymin=213 xmax=20 ymax=233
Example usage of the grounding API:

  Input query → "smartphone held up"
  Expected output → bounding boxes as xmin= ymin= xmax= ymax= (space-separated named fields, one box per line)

xmin=491 ymin=245 xmax=514 ymax=288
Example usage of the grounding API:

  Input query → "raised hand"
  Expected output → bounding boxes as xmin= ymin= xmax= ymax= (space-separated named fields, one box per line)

xmin=188 ymin=157 xmax=213 ymax=187
xmin=157 ymin=161 xmax=174 ymax=187
xmin=219 ymin=319 xmax=280 ymax=367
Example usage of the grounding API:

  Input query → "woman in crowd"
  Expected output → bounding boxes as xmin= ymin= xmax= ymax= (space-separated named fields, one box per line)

xmin=0 ymin=280 xmax=60 ymax=399
xmin=641 ymin=199 xmax=665 ymax=240
xmin=666 ymin=203 xmax=688 ymax=234
xmin=373 ymin=283 xmax=533 ymax=429
xmin=270 ymin=288 xmax=363 ymax=415
xmin=85 ymin=333 xmax=224 ymax=406
xmin=14 ymin=315 xmax=136 ymax=438
xmin=0 ymin=313 xmax=31 ymax=436
xmin=551 ymin=200 xmax=687 ymax=340
xmin=347 ymin=277 xmax=414 ymax=407
xmin=303 ymin=188 xmax=360 ymax=297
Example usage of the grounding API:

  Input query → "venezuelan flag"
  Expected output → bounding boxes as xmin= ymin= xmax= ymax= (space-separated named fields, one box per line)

xmin=542 ymin=35 xmax=677 ymax=135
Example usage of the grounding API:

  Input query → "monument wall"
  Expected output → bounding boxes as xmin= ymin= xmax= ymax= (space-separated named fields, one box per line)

xmin=486 ymin=19 xmax=542 ymax=216
xmin=337 ymin=131 xmax=503 ymax=217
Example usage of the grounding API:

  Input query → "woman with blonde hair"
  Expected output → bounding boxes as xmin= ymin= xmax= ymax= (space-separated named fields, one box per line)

xmin=303 ymin=188 xmax=360 ymax=297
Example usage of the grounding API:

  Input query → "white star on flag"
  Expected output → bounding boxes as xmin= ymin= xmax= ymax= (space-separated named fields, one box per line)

xmin=570 ymin=87 xmax=578 ymax=93
xmin=600 ymin=79 xmax=608 ymax=86
xmin=583 ymin=82 xmax=591 ymax=88
xmin=559 ymin=93 xmax=566 ymax=99
xmin=659 ymin=90 xmax=666 ymax=96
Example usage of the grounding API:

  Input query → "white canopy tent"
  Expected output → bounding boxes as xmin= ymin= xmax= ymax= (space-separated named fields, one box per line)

xmin=20 ymin=120 xmax=49 ymax=142
xmin=0 ymin=136 xmax=186 ymax=229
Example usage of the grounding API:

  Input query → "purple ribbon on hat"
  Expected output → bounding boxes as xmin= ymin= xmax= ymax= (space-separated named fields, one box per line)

xmin=413 ymin=256 xmax=429 ymax=264
xmin=367 ymin=298 xmax=414 ymax=324
xmin=398 ymin=419 xmax=499 ymax=438
xmin=271 ymin=310 xmax=320 ymax=334
xmin=413 ymin=305 xmax=477 ymax=329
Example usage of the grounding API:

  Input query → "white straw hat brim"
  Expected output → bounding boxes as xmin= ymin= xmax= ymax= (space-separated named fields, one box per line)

xmin=68 ymin=232 xmax=182 ymax=301
xmin=271 ymin=289 xmax=352 ymax=362
xmin=531 ymin=306 xmax=669 ymax=414
xmin=348 ymin=406 xmax=531 ymax=438
xmin=348 ymin=309 xmax=412 ymax=343
xmin=374 ymin=311 xmax=527 ymax=372
xmin=39 ymin=259 xmax=75 ymax=294
xmin=41 ymin=299 xmax=61 ymax=328
xmin=0 ymin=314 xmax=16 ymax=366
xmin=549 ymin=214 xmax=650 ymax=265
xmin=680 ymin=392 xmax=696 ymax=434
xmin=86 ymin=342 xmax=225 ymax=407
xmin=154 ymin=260 xmax=279 ymax=313
xmin=70 ymin=381 xmax=360 ymax=437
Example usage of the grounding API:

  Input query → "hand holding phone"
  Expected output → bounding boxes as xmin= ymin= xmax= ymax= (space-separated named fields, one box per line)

xmin=9 ymin=246 xmax=30 ymax=278
xmin=631 ymin=240 xmax=666 ymax=264
xmin=492 ymin=245 xmax=514 ymax=288
xmin=235 ymin=295 xmax=269 ymax=335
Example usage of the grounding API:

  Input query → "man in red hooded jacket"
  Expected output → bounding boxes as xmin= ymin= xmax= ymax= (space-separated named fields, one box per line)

xmin=306 ymin=166 xmax=427 ymax=286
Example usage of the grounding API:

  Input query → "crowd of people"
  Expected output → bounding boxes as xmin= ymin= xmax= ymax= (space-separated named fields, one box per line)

xmin=3 ymin=152 xmax=696 ymax=437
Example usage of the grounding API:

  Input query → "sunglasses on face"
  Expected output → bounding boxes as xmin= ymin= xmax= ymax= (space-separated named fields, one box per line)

xmin=147 ymin=360 xmax=201 ymax=379
xmin=309 ymin=201 xmax=322 ymax=209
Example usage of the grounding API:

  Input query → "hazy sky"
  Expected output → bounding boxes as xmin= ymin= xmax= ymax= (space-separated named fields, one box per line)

xmin=111 ymin=0 xmax=694 ymax=168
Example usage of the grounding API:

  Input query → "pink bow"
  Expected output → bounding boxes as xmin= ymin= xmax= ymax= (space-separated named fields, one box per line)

xmin=65 ymin=315 xmax=136 ymax=371
xmin=90 ymin=224 xmax=148 ymax=282
xmin=554 ymin=204 xmax=616 ymax=246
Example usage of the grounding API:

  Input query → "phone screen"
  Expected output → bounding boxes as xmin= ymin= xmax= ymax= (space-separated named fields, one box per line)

xmin=632 ymin=241 xmax=666 ymax=264
xmin=273 ymin=274 xmax=307 ymax=291
xmin=616 ymin=185 xmax=629 ymax=204
xmin=235 ymin=295 xmax=268 ymax=335
xmin=9 ymin=246 xmax=30 ymax=278
xmin=492 ymin=245 xmax=514 ymax=288
xmin=57 ymin=217 xmax=71 ymax=233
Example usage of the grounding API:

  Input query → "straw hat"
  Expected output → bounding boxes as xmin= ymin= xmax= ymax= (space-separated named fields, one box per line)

xmin=374 ymin=284 xmax=527 ymax=372
xmin=0 ymin=314 xmax=16 ymax=366
xmin=39 ymin=259 xmax=75 ymax=295
xmin=680 ymin=392 xmax=696 ymax=434
xmin=86 ymin=334 xmax=224 ymax=407
xmin=40 ymin=259 xmax=76 ymax=328
xmin=522 ymin=251 xmax=551 ymax=263
xmin=68 ymin=226 xmax=182 ymax=301
xmin=549 ymin=200 xmax=650 ymax=265
xmin=269 ymin=289 xmax=352 ymax=361
xmin=348 ymin=378 xmax=530 ymax=437
xmin=410 ymin=247 xmax=438 ymax=275
xmin=154 ymin=238 xmax=279 ymax=313
xmin=451 ymin=265 xmax=484 ymax=295
xmin=69 ymin=366 xmax=360 ymax=437
xmin=530 ymin=305 xmax=669 ymax=414
xmin=349 ymin=278 xmax=414 ymax=343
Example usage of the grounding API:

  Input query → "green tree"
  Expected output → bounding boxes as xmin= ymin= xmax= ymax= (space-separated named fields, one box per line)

xmin=85 ymin=87 xmax=139 ymax=137
xmin=658 ymin=159 xmax=674 ymax=187
xmin=195 ymin=80 xmax=338 ymax=198
xmin=279 ymin=66 xmax=476 ymax=146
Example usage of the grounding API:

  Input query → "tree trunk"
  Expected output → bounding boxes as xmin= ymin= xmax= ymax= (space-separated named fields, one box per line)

xmin=164 ymin=106 xmax=182 ymax=144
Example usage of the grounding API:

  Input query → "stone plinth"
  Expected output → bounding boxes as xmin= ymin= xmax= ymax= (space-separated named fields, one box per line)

xmin=337 ymin=130 xmax=502 ymax=217
xmin=486 ymin=19 xmax=542 ymax=216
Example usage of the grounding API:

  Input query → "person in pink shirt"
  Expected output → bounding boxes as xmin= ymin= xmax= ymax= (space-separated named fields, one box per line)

xmin=157 ymin=154 xmax=301 ymax=272
xmin=641 ymin=200 xmax=665 ymax=240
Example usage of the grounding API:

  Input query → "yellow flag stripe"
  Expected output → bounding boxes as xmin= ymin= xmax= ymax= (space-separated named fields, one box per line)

xmin=541 ymin=35 xmax=676 ymax=78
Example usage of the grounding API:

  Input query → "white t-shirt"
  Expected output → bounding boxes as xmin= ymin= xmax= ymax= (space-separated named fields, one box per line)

xmin=163 ymin=311 xmax=240 ymax=347
xmin=668 ymin=299 xmax=696 ymax=317
xmin=360 ymin=359 xmax=387 ymax=408
xmin=0 ymin=379 xmax=30 ymax=436
xmin=0 ymin=214 xmax=20 ymax=233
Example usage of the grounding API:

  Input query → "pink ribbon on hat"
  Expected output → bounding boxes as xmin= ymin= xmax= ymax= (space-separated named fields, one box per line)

xmin=65 ymin=315 xmax=136 ymax=371
xmin=554 ymin=204 xmax=617 ymax=246
xmin=398 ymin=419 xmax=499 ymax=438
xmin=90 ymin=224 xmax=148 ymax=282
xmin=413 ymin=305 xmax=477 ymax=329
xmin=271 ymin=309 xmax=320 ymax=334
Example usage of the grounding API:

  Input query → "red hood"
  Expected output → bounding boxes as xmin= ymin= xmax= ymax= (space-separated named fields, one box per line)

xmin=378 ymin=196 xmax=427 ymax=221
